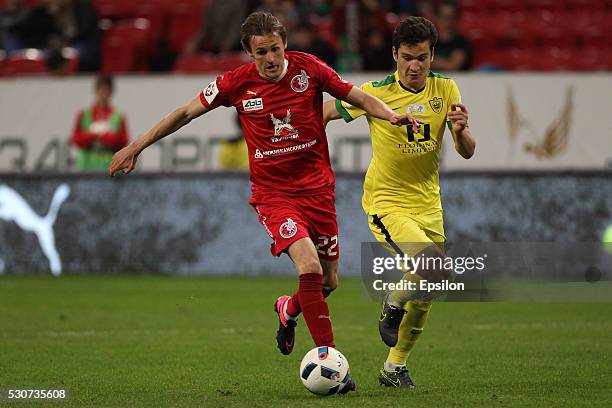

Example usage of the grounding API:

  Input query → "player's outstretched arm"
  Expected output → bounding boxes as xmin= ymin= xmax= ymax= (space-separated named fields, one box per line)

xmin=343 ymin=86 xmax=421 ymax=130
xmin=448 ymin=103 xmax=476 ymax=159
xmin=108 ymin=96 xmax=208 ymax=176
xmin=323 ymin=100 xmax=342 ymax=127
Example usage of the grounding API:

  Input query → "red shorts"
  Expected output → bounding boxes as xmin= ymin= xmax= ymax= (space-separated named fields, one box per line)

xmin=250 ymin=191 xmax=340 ymax=260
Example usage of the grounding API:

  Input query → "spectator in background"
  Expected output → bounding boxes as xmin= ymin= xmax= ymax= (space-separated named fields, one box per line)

xmin=71 ymin=75 xmax=129 ymax=171
xmin=289 ymin=22 xmax=336 ymax=68
xmin=218 ymin=115 xmax=249 ymax=171
xmin=388 ymin=0 xmax=419 ymax=18
xmin=362 ymin=29 xmax=394 ymax=71
xmin=183 ymin=0 xmax=247 ymax=56
xmin=53 ymin=0 xmax=100 ymax=71
xmin=295 ymin=0 xmax=332 ymax=18
xmin=431 ymin=1 xmax=473 ymax=71
xmin=9 ymin=0 xmax=100 ymax=71
xmin=46 ymin=46 xmax=69 ymax=75
xmin=331 ymin=0 xmax=389 ymax=71
xmin=257 ymin=0 xmax=300 ymax=32
xmin=0 ymin=0 xmax=28 ymax=53
xmin=7 ymin=0 xmax=55 ymax=50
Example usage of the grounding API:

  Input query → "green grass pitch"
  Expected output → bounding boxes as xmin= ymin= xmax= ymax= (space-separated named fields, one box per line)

xmin=1 ymin=276 xmax=610 ymax=407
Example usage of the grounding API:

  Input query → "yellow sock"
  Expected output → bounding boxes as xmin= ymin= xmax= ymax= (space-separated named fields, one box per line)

xmin=387 ymin=300 xmax=432 ymax=366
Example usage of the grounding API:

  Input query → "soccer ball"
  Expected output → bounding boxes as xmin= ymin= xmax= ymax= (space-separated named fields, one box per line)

xmin=299 ymin=346 xmax=350 ymax=396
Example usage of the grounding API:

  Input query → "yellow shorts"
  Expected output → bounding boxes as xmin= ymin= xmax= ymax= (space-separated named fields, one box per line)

xmin=368 ymin=210 xmax=445 ymax=257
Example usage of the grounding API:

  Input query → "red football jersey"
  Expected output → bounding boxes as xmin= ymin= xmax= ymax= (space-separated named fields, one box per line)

xmin=199 ymin=51 xmax=353 ymax=195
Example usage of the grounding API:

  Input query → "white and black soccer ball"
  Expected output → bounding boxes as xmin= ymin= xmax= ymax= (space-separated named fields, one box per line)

xmin=299 ymin=346 xmax=350 ymax=396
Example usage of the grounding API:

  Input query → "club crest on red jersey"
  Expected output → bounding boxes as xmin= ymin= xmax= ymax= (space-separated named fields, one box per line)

xmin=290 ymin=70 xmax=310 ymax=93
xmin=279 ymin=218 xmax=298 ymax=238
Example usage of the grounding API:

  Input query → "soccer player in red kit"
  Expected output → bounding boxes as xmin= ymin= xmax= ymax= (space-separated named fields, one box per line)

xmin=108 ymin=12 xmax=417 ymax=390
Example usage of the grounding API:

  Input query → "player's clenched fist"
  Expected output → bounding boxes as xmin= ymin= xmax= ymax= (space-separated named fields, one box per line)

xmin=108 ymin=144 xmax=139 ymax=176
xmin=448 ymin=103 xmax=469 ymax=133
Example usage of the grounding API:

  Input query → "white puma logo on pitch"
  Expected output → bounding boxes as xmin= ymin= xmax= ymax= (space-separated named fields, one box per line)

xmin=0 ymin=184 xmax=70 ymax=275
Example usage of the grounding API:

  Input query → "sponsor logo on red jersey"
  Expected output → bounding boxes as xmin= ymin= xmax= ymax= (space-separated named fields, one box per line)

xmin=242 ymin=98 xmax=263 ymax=112
xmin=253 ymin=140 xmax=317 ymax=160
xmin=270 ymin=109 xmax=299 ymax=142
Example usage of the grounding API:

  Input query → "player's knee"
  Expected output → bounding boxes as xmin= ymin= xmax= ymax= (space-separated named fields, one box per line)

xmin=418 ymin=245 xmax=451 ymax=281
xmin=297 ymin=257 xmax=323 ymax=276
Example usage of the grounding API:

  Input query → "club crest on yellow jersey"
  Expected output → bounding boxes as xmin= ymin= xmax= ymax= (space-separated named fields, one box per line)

xmin=429 ymin=97 xmax=443 ymax=114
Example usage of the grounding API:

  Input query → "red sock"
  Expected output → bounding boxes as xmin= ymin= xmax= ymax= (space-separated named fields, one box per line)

xmin=298 ymin=273 xmax=335 ymax=347
xmin=287 ymin=291 xmax=301 ymax=317
xmin=287 ymin=286 xmax=332 ymax=317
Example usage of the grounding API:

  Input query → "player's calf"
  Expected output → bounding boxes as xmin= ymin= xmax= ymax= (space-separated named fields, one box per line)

xmin=322 ymin=286 xmax=335 ymax=298
xmin=321 ymin=258 xmax=338 ymax=298
xmin=321 ymin=275 xmax=337 ymax=298
xmin=289 ymin=240 xmax=335 ymax=348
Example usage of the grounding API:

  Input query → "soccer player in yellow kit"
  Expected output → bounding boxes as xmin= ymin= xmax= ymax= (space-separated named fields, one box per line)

xmin=324 ymin=16 xmax=475 ymax=388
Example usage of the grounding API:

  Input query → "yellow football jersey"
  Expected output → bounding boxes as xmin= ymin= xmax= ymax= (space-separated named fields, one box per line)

xmin=335 ymin=71 xmax=461 ymax=215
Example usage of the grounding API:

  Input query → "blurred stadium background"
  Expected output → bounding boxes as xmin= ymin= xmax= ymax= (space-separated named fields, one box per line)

xmin=0 ymin=1 xmax=611 ymax=406
xmin=0 ymin=0 xmax=611 ymax=275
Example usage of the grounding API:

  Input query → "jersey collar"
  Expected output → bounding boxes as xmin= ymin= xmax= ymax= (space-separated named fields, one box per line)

xmin=396 ymin=71 xmax=427 ymax=94
xmin=277 ymin=58 xmax=289 ymax=81
xmin=92 ymin=104 xmax=113 ymax=115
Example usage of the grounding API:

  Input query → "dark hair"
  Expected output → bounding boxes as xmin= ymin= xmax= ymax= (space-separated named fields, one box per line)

xmin=95 ymin=75 xmax=114 ymax=92
xmin=392 ymin=16 xmax=438 ymax=52
xmin=240 ymin=12 xmax=287 ymax=51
